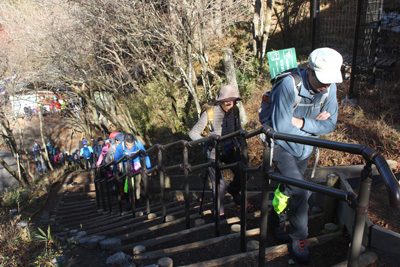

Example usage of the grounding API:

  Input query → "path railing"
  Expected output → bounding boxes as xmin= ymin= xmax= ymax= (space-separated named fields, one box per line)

xmin=93 ymin=125 xmax=400 ymax=267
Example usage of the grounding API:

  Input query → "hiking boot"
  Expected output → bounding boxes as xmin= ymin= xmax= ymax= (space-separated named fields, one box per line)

xmin=291 ymin=239 xmax=309 ymax=263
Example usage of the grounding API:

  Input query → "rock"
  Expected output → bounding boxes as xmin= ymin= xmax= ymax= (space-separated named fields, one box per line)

xmin=77 ymin=236 xmax=91 ymax=244
xmin=231 ymin=224 xmax=241 ymax=233
xmin=324 ymin=223 xmax=338 ymax=234
xmin=122 ymin=262 xmax=136 ymax=267
xmin=194 ymin=218 xmax=205 ymax=227
xmin=106 ymin=252 xmax=128 ymax=266
xmin=133 ymin=245 xmax=146 ymax=255
xmin=100 ymin=238 xmax=122 ymax=253
xmin=16 ymin=221 xmax=27 ymax=228
xmin=247 ymin=240 xmax=259 ymax=251
xmin=147 ymin=213 xmax=157 ymax=220
xmin=77 ymin=231 xmax=87 ymax=237
xmin=87 ymin=235 xmax=107 ymax=249
xmin=135 ymin=211 xmax=144 ymax=217
xmin=158 ymin=257 xmax=173 ymax=267
xmin=165 ymin=215 xmax=175 ymax=222
xmin=69 ymin=229 xmax=79 ymax=235
xmin=51 ymin=255 xmax=69 ymax=267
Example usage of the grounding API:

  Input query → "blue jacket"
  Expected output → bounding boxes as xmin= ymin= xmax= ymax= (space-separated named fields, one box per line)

xmin=80 ymin=145 xmax=93 ymax=158
xmin=114 ymin=141 xmax=151 ymax=170
xmin=268 ymin=68 xmax=338 ymax=160
xmin=93 ymin=143 xmax=104 ymax=157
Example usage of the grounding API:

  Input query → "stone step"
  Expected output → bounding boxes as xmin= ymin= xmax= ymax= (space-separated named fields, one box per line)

xmin=73 ymin=201 xmax=178 ymax=231
xmin=176 ymin=232 xmax=344 ymax=267
xmin=122 ymin=212 xmax=256 ymax=253
xmin=58 ymin=198 xmax=96 ymax=208
xmin=61 ymin=191 xmax=96 ymax=203
xmin=68 ymin=172 xmax=95 ymax=184
xmin=91 ymin=203 xmax=213 ymax=239
xmin=64 ymin=182 xmax=96 ymax=193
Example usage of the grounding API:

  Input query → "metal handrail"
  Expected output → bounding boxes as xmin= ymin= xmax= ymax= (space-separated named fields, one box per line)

xmin=93 ymin=125 xmax=400 ymax=267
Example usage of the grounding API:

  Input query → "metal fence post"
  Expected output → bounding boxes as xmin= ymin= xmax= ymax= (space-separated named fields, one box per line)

xmin=259 ymin=138 xmax=272 ymax=267
xmin=141 ymin=151 xmax=150 ymax=215
xmin=158 ymin=145 xmax=166 ymax=222
xmin=104 ymin=167 xmax=112 ymax=215
xmin=94 ymin=168 xmax=101 ymax=210
xmin=348 ymin=163 xmax=373 ymax=267
xmin=183 ymin=143 xmax=191 ymax=229
xmin=127 ymin=158 xmax=136 ymax=218
xmin=214 ymin=141 xmax=221 ymax=237
xmin=240 ymin=132 xmax=249 ymax=252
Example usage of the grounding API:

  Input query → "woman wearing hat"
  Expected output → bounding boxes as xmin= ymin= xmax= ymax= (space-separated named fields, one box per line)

xmin=189 ymin=85 xmax=245 ymax=218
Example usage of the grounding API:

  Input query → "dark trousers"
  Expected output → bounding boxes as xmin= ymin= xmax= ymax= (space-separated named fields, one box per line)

xmin=208 ymin=150 xmax=242 ymax=214
xmin=271 ymin=145 xmax=310 ymax=241
xmin=84 ymin=157 xmax=93 ymax=172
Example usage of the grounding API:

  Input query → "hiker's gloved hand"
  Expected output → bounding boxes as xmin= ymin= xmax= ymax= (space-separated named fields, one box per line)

xmin=272 ymin=187 xmax=290 ymax=214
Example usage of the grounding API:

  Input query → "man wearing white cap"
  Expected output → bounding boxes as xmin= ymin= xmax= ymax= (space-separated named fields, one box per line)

xmin=259 ymin=47 xmax=343 ymax=263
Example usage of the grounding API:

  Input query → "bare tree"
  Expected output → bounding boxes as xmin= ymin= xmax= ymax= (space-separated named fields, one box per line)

xmin=0 ymin=111 xmax=30 ymax=185
xmin=253 ymin=0 xmax=275 ymax=65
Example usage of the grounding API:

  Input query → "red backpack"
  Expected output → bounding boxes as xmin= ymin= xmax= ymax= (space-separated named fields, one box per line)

xmin=54 ymin=153 xmax=61 ymax=163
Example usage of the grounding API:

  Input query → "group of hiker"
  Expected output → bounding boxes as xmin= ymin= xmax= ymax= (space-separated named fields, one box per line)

xmin=73 ymin=132 xmax=151 ymax=210
xmin=189 ymin=47 xmax=343 ymax=263
xmin=32 ymin=141 xmax=64 ymax=173
xmin=31 ymin=47 xmax=343 ymax=263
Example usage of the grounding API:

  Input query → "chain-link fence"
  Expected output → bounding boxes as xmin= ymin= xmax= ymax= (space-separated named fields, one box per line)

xmin=318 ymin=0 xmax=399 ymax=94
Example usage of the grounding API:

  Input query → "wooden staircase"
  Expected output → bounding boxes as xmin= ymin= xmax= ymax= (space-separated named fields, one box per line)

xmin=49 ymin=170 xmax=380 ymax=267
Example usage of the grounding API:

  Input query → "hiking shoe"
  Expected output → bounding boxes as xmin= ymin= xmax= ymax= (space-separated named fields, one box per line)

xmin=291 ymin=239 xmax=309 ymax=263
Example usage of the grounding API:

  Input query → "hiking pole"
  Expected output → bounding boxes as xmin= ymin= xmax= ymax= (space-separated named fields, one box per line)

xmin=198 ymin=171 xmax=208 ymax=215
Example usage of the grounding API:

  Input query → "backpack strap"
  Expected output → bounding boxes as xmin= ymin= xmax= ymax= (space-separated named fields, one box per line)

xmin=289 ymin=72 xmax=303 ymax=110
xmin=233 ymin=105 xmax=240 ymax=131
xmin=200 ymin=105 xmax=215 ymax=137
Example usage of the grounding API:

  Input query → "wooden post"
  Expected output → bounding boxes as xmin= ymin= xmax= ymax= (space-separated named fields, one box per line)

xmin=323 ymin=173 xmax=340 ymax=224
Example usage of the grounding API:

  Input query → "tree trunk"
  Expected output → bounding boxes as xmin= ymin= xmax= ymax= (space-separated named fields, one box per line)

xmin=39 ymin=104 xmax=54 ymax=171
xmin=0 ymin=112 xmax=30 ymax=185
xmin=223 ymin=48 xmax=248 ymax=126
xmin=0 ymin=156 xmax=21 ymax=185
xmin=253 ymin=0 xmax=275 ymax=64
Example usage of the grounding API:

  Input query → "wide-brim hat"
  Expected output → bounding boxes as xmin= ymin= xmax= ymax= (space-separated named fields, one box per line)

xmin=309 ymin=47 xmax=343 ymax=84
xmin=216 ymin=85 xmax=242 ymax=102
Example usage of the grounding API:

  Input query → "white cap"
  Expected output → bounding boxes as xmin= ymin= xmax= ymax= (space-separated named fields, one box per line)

xmin=309 ymin=48 xmax=343 ymax=84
